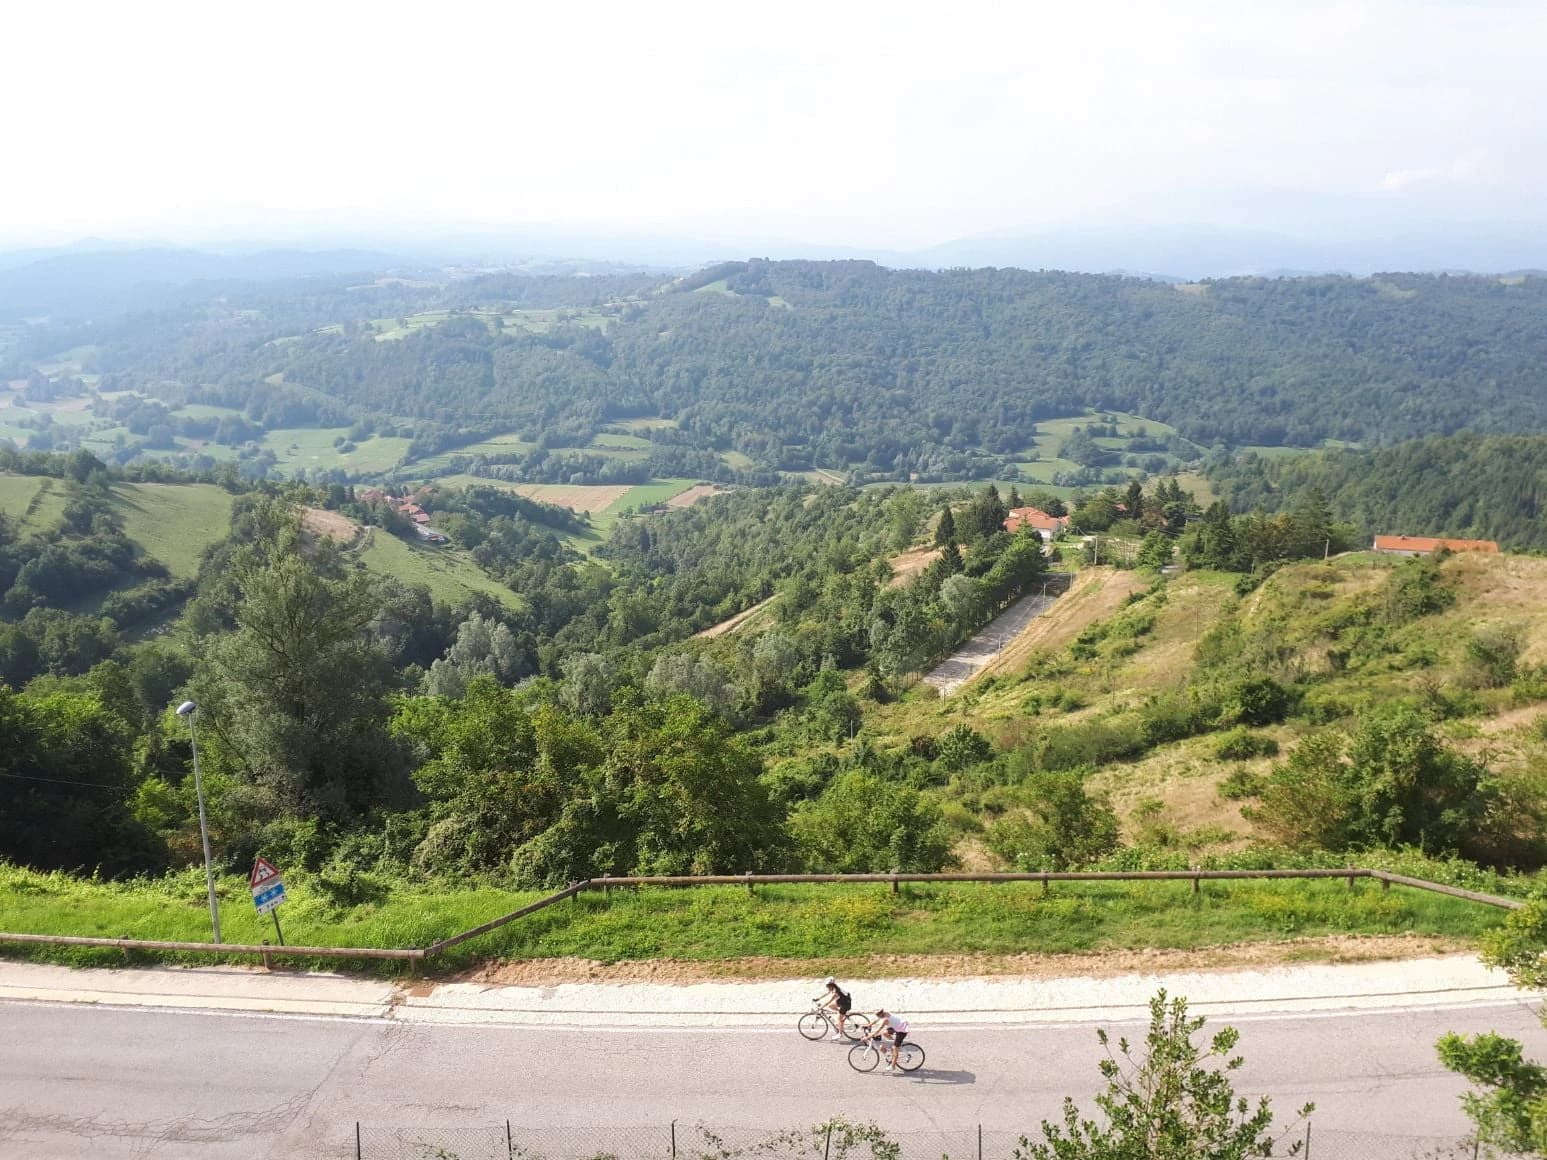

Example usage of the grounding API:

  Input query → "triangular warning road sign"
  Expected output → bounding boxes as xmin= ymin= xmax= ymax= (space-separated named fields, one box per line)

xmin=250 ymin=857 xmax=280 ymax=888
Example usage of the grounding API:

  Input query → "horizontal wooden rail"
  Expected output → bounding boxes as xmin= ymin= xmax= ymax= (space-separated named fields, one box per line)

xmin=593 ymin=869 xmax=1375 ymax=887
xmin=0 ymin=867 xmax=1525 ymax=965
xmin=0 ymin=931 xmax=423 ymax=960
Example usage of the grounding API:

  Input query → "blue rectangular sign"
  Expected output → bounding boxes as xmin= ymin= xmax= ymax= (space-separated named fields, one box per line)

xmin=252 ymin=883 xmax=286 ymax=913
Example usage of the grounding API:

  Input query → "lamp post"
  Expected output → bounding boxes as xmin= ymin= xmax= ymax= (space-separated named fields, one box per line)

xmin=176 ymin=700 xmax=221 ymax=944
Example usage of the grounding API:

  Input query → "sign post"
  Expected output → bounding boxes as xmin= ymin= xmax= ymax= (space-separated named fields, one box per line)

xmin=249 ymin=857 xmax=287 ymax=946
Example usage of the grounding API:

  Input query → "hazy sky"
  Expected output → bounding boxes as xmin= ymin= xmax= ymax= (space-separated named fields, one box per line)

xmin=6 ymin=0 xmax=1545 ymax=249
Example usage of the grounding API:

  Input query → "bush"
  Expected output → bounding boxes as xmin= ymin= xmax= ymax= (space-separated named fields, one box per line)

xmin=1220 ymin=676 xmax=1295 ymax=726
xmin=1214 ymin=728 xmax=1279 ymax=761
xmin=1140 ymin=692 xmax=1219 ymax=746
xmin=790 ymin=771 xmax=955 ymax=872
xmin=1021 ymin=718 xmax=1148 ymax=773
xmin=983 ymin=771 xmax=1121 ymax=870
xmin=1217 ymin=767 xmax=1267 ymax=800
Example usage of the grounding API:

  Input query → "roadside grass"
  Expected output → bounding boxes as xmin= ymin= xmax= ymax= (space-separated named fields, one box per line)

xmin=0 ymin=866 xmax=1509 ymax=975
xmin=354 ymin=529 xmax=524 ymax=611
xmin=112 ymin=482 xmax=235 ymax=578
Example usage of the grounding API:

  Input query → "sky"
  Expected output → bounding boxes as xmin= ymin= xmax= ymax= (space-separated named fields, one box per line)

xmin=6 ymin=0 xmax=1546 ymax=253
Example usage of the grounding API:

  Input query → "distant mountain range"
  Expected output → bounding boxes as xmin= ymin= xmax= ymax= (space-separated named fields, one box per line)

xmin=6 ymin=219 xmax=1547 ymax=321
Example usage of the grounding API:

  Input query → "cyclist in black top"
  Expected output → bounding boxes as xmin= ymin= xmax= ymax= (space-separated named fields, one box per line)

xmin=818 ymin=976 xmax=853 ymax=1041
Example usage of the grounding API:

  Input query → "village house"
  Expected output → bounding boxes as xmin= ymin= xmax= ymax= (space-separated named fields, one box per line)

xmin=1372 ymin=534 xmax=1500 ymax=557
xmin=1004 ymin=506 xmax=1069 ymax=543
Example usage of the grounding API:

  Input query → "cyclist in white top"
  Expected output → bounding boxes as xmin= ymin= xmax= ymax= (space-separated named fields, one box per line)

xmin=868 ymin=1008 xmax=910 ymax=1072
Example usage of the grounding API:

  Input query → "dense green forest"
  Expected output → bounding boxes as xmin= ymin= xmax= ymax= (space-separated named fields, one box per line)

xmin=7 ymin=262 xmax=1547 ymax=484
xmin=1206 ymin=433 xmax=1547 ymax=549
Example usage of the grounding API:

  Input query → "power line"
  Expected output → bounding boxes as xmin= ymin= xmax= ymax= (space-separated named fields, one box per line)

xmin=0 ymin=770 xmax=128 ymax=791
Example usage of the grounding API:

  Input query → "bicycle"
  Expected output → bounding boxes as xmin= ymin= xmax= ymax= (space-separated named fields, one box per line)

xmin=798 ymin=1001 xmax=868 ymax=1042
xmin=848 ymin=1035 xmax=925 ymax=1073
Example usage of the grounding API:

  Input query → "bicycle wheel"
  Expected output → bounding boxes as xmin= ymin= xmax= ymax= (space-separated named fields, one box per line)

xmin=840 ymin=1013 xmax=868 ymax=1041
xmin=798 ymin=1013 xmax=829 ymax=1041
xmin=848 ymin=1043 xmax=880 ymax=1072
xmin=897 ymin=1042 xmax=925 ymax=1072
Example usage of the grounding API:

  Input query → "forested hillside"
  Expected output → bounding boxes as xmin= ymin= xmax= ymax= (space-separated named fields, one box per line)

xmin=1206 ymin=434 xmax=1547 ymax=549
xmin=7 ymin=261 xmax=1547 ymax=483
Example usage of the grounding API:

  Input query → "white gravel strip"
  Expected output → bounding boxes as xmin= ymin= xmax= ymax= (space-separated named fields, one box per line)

xmin=0 ymin=955 xmax=1518 ymax=1028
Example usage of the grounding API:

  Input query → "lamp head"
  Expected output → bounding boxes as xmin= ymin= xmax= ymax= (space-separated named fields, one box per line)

xmin=176 ymin=700 xmax=197 ymax=717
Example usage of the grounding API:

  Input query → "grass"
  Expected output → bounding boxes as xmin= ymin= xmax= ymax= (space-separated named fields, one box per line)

xmin=113 ymin=482 xmax=236 ymax=578
xmin=0 ymin=866 xmax=1506 ymax=974
xmin=411 ymin=432 xmax=536 ymax=473
xmin=0 ymin=473 xmax=67 ymax=530
xmin=354 ymin=528 xmax=524 ymax=611
xmin=261 ymin=427 xmax=413 ymax=474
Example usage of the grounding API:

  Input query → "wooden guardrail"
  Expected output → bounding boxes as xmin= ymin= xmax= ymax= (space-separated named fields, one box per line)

xmin=0 ymin=867 xmax=1524 ymax=967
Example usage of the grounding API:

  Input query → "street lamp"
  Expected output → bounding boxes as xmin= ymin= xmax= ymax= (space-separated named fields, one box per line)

xmin=176 ymin=700 xmax=221 ymax=944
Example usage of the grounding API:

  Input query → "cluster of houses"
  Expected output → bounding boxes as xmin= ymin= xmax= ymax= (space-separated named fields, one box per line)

xmin=356 ymin=487 xmax=448 ymax=544
xmin=997 ymin=504 xmax=1502 ymax=561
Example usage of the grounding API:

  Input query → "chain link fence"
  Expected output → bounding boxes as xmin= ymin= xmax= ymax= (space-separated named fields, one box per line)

xmin=353 ymin=1119 xmax=1496 ymax=1160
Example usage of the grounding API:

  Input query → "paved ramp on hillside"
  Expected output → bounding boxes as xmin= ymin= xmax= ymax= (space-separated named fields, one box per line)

xmin=923 ymin=580 xmax=1067 ymax=695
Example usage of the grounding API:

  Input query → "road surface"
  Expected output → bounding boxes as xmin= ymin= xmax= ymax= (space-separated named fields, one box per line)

xmin=1 ymin=998 xmax=1539 ymax=1158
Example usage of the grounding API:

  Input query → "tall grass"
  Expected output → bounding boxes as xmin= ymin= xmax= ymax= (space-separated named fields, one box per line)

xmin=0 ymin=862 xmax=1508 ymax=976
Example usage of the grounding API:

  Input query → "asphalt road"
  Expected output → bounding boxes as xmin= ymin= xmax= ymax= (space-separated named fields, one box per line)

xmin=0 ymin=999 xmax=1540 ymax=1159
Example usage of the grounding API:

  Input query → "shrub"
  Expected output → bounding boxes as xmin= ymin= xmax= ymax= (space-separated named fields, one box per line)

xmin=1140 ymin=692 xmax=1218 ymax=746
xmin=983 ymin=771 xmax=1121 ymax=870
xmin=1214 ymin=728 xmax=1279 ymax=761
xmin=1217 ymin=767 xmax=1267 ymax=800
xmin=790 ymin=771 xmax=955 ymax=873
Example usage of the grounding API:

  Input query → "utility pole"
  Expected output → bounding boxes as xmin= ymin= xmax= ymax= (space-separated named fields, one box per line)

xmin=176 ymin=701 xmax=221 ymax=944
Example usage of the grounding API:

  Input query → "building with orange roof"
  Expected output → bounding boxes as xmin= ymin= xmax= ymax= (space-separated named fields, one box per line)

xmin=1372 ymin=534 xmax=1499 ymax=557
xmin=1004 ymin=506 xmax=1069 ymax=543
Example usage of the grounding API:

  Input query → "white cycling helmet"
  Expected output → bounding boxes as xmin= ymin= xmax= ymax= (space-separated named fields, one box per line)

xmin=823 ymin=976 xmax=836 ymax=985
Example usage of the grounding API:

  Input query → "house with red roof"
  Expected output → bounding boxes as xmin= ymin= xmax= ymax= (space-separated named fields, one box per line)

xmin=1372 ymin=534 xmax=1499 ymax=557
xmin=1004 ymin=506 xmax=1069 ymax=543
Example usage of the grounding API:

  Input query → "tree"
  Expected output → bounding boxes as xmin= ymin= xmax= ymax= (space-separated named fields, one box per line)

xmin=1019 ymin=990 xmax=1313 ymax=1159
xmin=559 ymin=651 xmax=615 ymax=716
xmin=1250 ymin=707 xmax=1510 ymax=861
xmin=646 ymin=651 xmax=741 ymax=719
xmin=0 ymin=686 xmax=165 ymax=876
xmin=1436 ymin=899 xmax=1547 ymax=1155
xmin=934 ymin=506 xmax=957 ymax=546
xmin=425 ymin=613 xmax=522 ymax=697
xmin=511 ymin=694 xmax=792 ymax=883
xmin=985 ymin=771 xmax=1120 ymax=870
xmin=392 ymin=678 xmax=594 ymax=874
xmin=193 ymin=546 xmax=408 ymax=825
xmin=790 ymin=771 xmax=954 ymax=872
xmin=938 ymin=573 xmax=982 ymax=633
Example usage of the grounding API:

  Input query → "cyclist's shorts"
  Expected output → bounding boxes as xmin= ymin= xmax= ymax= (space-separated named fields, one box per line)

xmin=837 ymin=998 xmax=852 ymax=1013
xmin=893 ymin=1031 xmax=908 ymax=1046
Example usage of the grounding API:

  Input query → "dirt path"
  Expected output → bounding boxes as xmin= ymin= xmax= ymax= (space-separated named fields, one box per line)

xmin=694 ymin=594 xmax=776 ymax=639
xmin=458 ymin=933 xmax=1474 ymax=985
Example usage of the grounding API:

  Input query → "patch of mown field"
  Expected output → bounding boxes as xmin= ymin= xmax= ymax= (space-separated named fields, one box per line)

xmin=0 ymin=864 xmax=1509 ymax=975
xmin=0 ymin=473 xmax=67 ymax=530
xmin=113 ymin=482 xmax=236 ymax=578
xmin=261 ymin=427 xmax=413 ymax=474
xmin=354 ymin=528 xmax=524 ymax=610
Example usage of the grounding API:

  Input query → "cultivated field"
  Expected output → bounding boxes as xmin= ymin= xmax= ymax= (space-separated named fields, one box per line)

xmin=665 ymin=484 xmax=730 ymax=507
xmin=512 ymin=483 xmax=635 ymax=514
